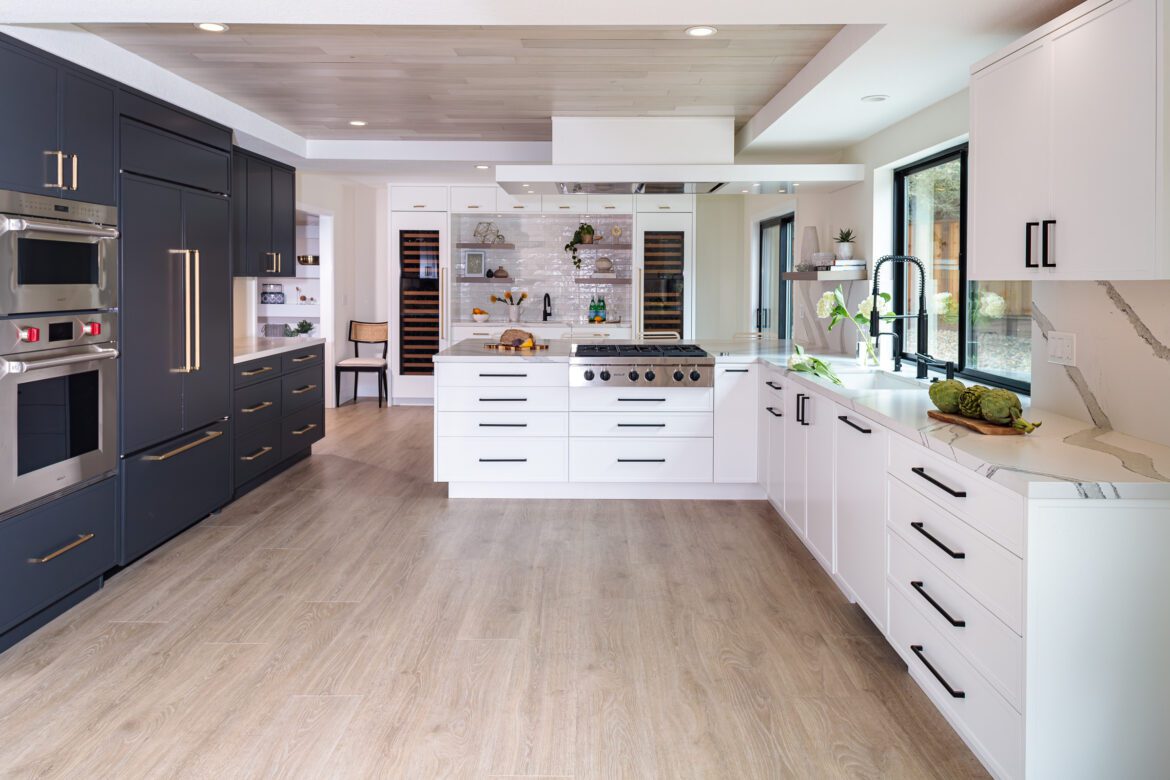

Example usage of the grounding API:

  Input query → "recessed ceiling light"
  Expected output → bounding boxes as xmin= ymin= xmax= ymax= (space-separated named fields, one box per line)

xmin=348 ymin=120 xmax=368 ymax=127
xmin=195 ymin=23 xmax=229 ymax=32
xmin=861 ymin=94 xmax=890 ymax=103
xmin=475 ymin=164 xmax=490 ymax=170
xmin=685 ymin=26 xmax=718 ymax=37
xmin=741 ymin=189 xmax=749 ymax=193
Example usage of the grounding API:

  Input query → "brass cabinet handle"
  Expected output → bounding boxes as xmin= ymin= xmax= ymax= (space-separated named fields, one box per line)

xmin=241 ymin=400 xmax=274 ymax=414
xmin=291 ymin=384 xmax=318 ymax=395
xmin=29 ymin=533 xmax=94 ymax=564
xmin=241 ymin=366 xmax=274 ymax=377
xmin=657 ymin=205 xmax=671 ymax=209
xmin=277 ymin=252 xmax=282 ymax=273
xmin=291 ymin=423 xmax=318 ymax=436
xmin=45 ymin=150 xmax=64 ymax=188
xmin=512 ymin=205 xmax=524 ymax=209
xmin=291 ymin=354 xmax=317 ymax=363
xmin=143 ymin=429 xmax=223 ymax=462
xmin=265 ymin=252 xmax=278 ymax=273
xmin=240 ymin=445 xmax=273 ymax=462
xmin=71 ymin=153 xmax=79 ymax=191
xmin=467 ymin=204 xmax=480 ymax=209
xmin=604 ymin=205 xmax=615 ymax=209
xmin=169 ymin=249 xmax=193 ymax=372
xmin=192 ymin=249 xmax=201 ymax=371
xmin=558 ymin=205 xmax=570 ymax=209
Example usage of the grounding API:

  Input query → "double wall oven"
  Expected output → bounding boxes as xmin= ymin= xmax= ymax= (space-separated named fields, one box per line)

xmin=0 ymin=190 xmax=119 ymax=519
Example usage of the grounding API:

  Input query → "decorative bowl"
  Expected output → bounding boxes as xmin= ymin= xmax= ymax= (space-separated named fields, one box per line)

xmin=472 ymin=312 xmax=490 ymax=323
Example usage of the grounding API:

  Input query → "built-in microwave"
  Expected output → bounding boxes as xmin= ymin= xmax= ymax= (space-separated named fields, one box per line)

xmin=0 ymin=190 xmax=118 ymax=317
xmin=0 ymin=312 xmax=118 ymax=519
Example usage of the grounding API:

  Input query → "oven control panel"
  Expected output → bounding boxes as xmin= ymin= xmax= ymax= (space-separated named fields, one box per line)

xmin=0 ymin=189 xmax=118 ymax=227
xmin=2 ymin=313 xmax=116 ymax=356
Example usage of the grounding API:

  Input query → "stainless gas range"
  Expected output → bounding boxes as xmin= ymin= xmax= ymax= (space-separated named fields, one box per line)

xmin=569 ymin=343 xmax=714 ymax=387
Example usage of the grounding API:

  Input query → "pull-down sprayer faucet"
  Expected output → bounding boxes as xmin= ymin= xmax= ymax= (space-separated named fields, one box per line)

xmin=869 ymin=255 xmax=954 ymax=381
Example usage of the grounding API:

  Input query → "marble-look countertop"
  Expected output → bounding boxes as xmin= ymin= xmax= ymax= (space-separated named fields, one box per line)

xmin=432 ymin=338 xmax=1170 ymax=500
xmin=234 ymin=336 xmax=326 ymax=364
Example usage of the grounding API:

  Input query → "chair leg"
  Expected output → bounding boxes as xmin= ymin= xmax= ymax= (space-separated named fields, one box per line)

xmin=377 ymin=371 xmax=383 ymax=408
xmin=354 ymin=372 xmax=358 ymax=405
xmin=335 ymin=368 xmax=341 ymax=408
xmin=382 ymin=369 xmax=389 ymax=407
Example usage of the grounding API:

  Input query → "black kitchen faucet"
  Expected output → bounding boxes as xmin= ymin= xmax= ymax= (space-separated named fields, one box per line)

xmin=869 ymin=255 xmax=954 ymax=381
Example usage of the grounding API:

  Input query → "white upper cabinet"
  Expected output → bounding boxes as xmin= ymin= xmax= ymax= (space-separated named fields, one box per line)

xmin=970 ymin=0 xmax=1164 ymax=280
xmin=449 ymin=186 xmax=498 ymax=213
xmin=495 ymin=192 xmax=542 ymax=212
xmin=390 ymin=185 xmax=449 ymax=212
xmin=635 ymin=194 xmax=694 ymax=213
xmin=585 ymin=194 xmax=634 ymax=213
xmin=541 ymin=195 xmax=588 ymax=214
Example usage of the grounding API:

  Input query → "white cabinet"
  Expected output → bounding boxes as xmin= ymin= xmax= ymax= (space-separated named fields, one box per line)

xmin=802 ymin=391 xmax=835 ymax=572
xmin=763 ymin=386 xmax=785 ymax=509
xmin=635 ymin=194 xmax=694 ymax=213
xmin=449 ymin=186 xmax=498 ymax=213
xmin=782 ymin=386 xmax=807 ymax=536
xmin=495 ymin=192 xmax=541 ymax=212
xmin=570 ymin=325 xmax=633 ymax=341
xmin=390 ymin=185 xmax=448 ymax=212
xmin=970 ymin=0 xmax=1164 ymax=280
xmin=586 ymin=194 xmax=634 ymax=213
xmin=541 ymin=195 xmax=588 ymax=214
xmin=833 ymin=404 xmax=888 ymax=630
xmin=713 ymin=365 xmax=758 ymax=483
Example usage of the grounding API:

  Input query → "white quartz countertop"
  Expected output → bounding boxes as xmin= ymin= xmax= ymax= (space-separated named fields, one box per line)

xmin=434 ymin=337 xmax=1170 ymax=500
xmin=234 ymin=336 xmax=326 ymax=364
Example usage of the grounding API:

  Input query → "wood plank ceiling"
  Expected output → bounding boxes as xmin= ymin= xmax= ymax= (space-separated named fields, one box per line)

xmin=83 ymin=24 xmax=843 ymax=141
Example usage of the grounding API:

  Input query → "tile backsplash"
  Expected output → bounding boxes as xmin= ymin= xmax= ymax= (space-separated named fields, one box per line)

xmin=450 ymin=213 xmax=633 ymax=325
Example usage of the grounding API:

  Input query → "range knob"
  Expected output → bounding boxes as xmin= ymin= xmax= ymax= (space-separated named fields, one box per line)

xmin=644 ymin=369 xmax=656 ymax=382
xmin=17 ymin=326 xmax=41 ymax=343
xmin=673 ymin=369 xmax=685 ymax=382
xmin=689 ymin=369 xmax=702 ymax=382
xmin=599 ymin=369 xmax=611 ymax=381
xmin=81 ymin=321 xmax=102 ymax=337
xmin=583 ymin=369 xmax=595 ymax=381
xmin=627 ymin=369 xmax=639 ymax=382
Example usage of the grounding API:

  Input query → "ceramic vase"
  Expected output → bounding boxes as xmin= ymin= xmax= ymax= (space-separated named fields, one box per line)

xmin=837 ymin=241 xmax=855 ymax=260
xmin=508 ymin=307 xmax=522 ymax=323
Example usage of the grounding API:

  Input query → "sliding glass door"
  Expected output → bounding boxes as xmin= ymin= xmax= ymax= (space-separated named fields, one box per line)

xmin=757 ymin=214 xmax=793 ymax=338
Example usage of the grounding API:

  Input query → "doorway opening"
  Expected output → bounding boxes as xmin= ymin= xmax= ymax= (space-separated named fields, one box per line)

xmin=757 ymin=213 xmax=794 ymax=339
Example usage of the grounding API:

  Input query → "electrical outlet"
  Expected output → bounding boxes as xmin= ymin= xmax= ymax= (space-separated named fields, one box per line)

xmin=1047 ymin=331 xmax=1076 ymax=366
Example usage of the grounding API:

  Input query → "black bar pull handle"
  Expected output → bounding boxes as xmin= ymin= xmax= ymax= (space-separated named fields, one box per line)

xmin=837 ymin=415 xmax=872 ymax=434
xmin=479 ymin=397 xmax=527 ymax=402
xmin=617 ymin=423 xmax=667 ymax=428
xmin=765 ymin=406 xmax=783 ymax=418
xmin=618 ymin=458 xmax=667 ymax=463
xmin=479 ymin=372 xmax=528 ymax=378
xmin=1025 ymin=221 xmax=1040 ymax=268
xmin=723 ymin=368 xmax=749 ymax=373
xmin=765 ymin=381 xmax=782 ymax=390
xmin=911 ymin=467 xmax=967 ymax=497
xmin=910 ymin=645 xmax=966 ymax=699
xmin=479 ymin=458 xmax=527 ymax=462
xmin=911 ymin=522 xmax=966 ymax=559
xmin=478 ymin=423 xmax=527 ymax=428
xmin=911 ymin=581 xmax=966 ymax=627
xmin=798 ymin=394 xmax=810 ymax=426
xmin=1041 ymin=219 xmax=1057 ymax=268
xmin=618 ymin=398 xmax=666 ymax=402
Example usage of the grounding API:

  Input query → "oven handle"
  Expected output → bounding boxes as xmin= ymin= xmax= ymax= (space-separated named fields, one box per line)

xmin=2 ymin=217 xmax=119 ymax=240
xmin=4 ymin=347 xmax=118 ymax=374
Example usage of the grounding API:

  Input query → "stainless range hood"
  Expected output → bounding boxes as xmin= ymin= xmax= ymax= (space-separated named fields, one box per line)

xmin=495 ymin=163 xmax=864 ymax=196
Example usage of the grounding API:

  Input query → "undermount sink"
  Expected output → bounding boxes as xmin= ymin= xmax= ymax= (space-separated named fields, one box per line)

xmin=834 ymin=370 xmax=925 ymax=391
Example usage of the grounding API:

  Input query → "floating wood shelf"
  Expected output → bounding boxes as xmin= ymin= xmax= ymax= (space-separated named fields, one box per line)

xmin=455 ymin=242 xmax=516 ymax=250
xmin=573 ymin=276 xmax=631 ymax=285
xmin=782 ymin=269 xmax=868 ymax=282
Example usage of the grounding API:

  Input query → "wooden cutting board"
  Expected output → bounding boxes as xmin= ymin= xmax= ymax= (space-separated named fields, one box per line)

xmin=927 ymin=409 xmax=1023 ymax=436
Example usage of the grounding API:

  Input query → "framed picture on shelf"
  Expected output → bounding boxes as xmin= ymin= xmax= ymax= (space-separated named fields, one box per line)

xmin=462 ymin=249 xmax=487 ymax=277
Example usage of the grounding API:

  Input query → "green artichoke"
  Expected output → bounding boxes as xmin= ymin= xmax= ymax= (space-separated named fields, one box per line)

xmin=980 ymin=388 xmax=1042 ymax=433
xmin=957 ymin=385 xmax=990 ymax=419
xmin=928 ymin=379 xmax=966 ymax=414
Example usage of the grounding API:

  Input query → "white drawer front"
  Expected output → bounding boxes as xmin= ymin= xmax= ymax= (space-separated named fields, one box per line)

xmin=436 ymin=437 xmax=567 ymax=482
xmin=450 ymin=326 xmax=506 ymax=343
xmin=450 ymin=185 xmax=497 ymax=212
xmin=541 ymin=195 xmax=588 ymax=213
xmin=436 ymin=386 xmax=568 ymax=413
xmin=888 ymin=435 xmax=1024 ymax=555
xmin=390 ymin=185 xmax=448 ymax=212
xmin=888 ymin=531 xmax=1023 ymax=709
xmin=586 ymin=194 xmax=633 ymax=213
xmin=762 ymin=369 xmax=785 ymax=401
xmin=496 ymin=193 xmax=541 ymax=212
xmin=435 ymin=412 xmax=568 ymax=438
xmin=569 ymin=411 xmax=712 ymax=438
xmin=571 ymin=326 xmax=634 ymax=341
xmin=635 ymin=193 xmax=694 ymax=212
xmin=888 ymin=587 xmax=1023 ymax=779
xmin=435 ymin=362 xmax=568 ymax=388
xmin=569 ymin=386 xmax=712 ymax=413
xmin=570 ymin=437 xmax=712 ymax=483
xmin=888 ymin=478 xmax=1023 ymax=634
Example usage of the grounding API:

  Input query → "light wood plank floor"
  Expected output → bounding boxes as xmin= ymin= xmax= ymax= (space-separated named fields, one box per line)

xmin=0 ymin=402 xmax=988 ymax=779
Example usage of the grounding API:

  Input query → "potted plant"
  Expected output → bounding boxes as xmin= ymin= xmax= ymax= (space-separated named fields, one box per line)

xmin=490 ymin=290 xmax=529 ymax=322
xmin=283 ymin=319 xmax=315 ymax=338
xmin=564 ymin=223 xmax=596 ymax=269
xmin=834 ymin=228 xmax=857 ymax=260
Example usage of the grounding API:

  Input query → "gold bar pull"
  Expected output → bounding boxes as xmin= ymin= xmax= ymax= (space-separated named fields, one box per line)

xmin=241 ymin=400 xmax=274 ymax=414
xmin=240 ymin=446 xmax=273 ymax=462
xmin=512 ymin=205 xmax=524 ymax=209
xmin=291 ymin=384 xmax=318 ymax=395
xmin=291 ymin=354 xmax=316 ymax=363
xmin=604 ymin=205 xmax=615 ymax=209
xmin=168 ymin=250 xmax=192 ymax=372
xmin=241 ymin=366 xmax=274 ymax=377
xmin=192 ymin=249 xmax=201 ymax=371
xmin=291 ymin=423 xmax=318 ymax=436
xmin=45 ymin=150 xmax=65 ymax=189
xmin=276 ymin=252 xmax=282 ymax=273
xmin=143 ymin=429 xmax=223 ymax=462
xmin=71 ymin=154 xmax=79 ymax=191
xmin=29 ymin=533 xmax=95 ymax=564
xmin=265 ymin=252 xmax=278 ymax=273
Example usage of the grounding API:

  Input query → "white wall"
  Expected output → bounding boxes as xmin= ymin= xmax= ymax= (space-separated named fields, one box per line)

xmin=694 ymin=196 xmax=747 ymax=340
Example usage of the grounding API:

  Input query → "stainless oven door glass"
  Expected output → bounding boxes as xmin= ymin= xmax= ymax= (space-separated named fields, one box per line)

xmin=0 ymin=217 xmax=118 ymax=315
xmin=0 ymin=344 xmax=118 ymax=517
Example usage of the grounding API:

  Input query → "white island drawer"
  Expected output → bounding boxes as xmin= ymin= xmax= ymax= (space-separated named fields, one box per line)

xmin=569 ymin=412 xmax=712 ymax=438
xmin=888 ymin=587 xmax=1023 ymax=779
xmin=436 ymin=386 xmax=568 ymax=413
xmin=570 ymin=386 xmax=713 ymax=413
xmin=888 ymin=435 xmax=1024 ymax=555
xmin=435 ymin=437 xmax=567 ymax=482
xmin=436 ymin=412 xmax=568 ymax=438
xmin=435 ymin=363 xmax=568 ymax=387
xmin=570 ymin=437 xmax=712 ymax=483
xmin=888 ymin=530 xmax=1023 ymax=709
xmin=889 ymin=478 xmax=1023 ymax=634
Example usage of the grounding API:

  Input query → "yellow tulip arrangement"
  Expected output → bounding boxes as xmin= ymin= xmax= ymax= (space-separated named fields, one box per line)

xmin=489 ymin=291 xmax=528 ymax=307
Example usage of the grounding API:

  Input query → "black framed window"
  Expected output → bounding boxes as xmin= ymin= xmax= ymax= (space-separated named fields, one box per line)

xmin=893 ymin=145 xmax=1031 ymax=393
xmin=756 ymin=213 xmax=794 ymax=338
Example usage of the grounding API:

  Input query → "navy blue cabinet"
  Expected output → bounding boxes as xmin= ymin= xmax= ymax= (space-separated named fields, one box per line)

xmin=0 ymin=37 xmax=116 ymax=205
xmin=232 ymin=147 xmax=297 ymax=277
